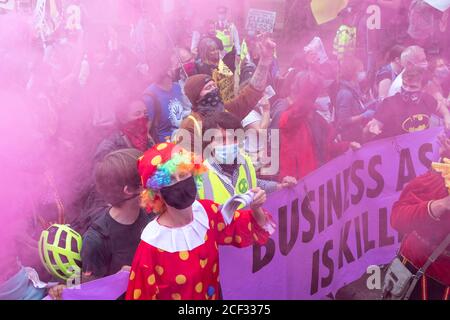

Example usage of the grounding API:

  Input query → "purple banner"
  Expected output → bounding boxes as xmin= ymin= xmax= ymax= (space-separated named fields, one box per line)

xmin=220 ymin=128 xmax=442 ymax=299
xmin=61 ymin=271 xmax=129 ymax=300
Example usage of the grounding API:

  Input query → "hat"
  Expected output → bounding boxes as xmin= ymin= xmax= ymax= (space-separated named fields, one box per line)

xmin=138 ymin=143 xmax=207 ymax=214
xmin=184 ymin=74 xmax=212 ymax=106
xmin=137 ymin=142 xmax=207 ymax=191
xmin=137 ymin=142 xmax=178 ymax=189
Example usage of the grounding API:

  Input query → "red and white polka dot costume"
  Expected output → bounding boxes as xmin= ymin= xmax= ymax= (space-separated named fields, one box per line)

xmin=125 ymin=199 xmax=274 ymax=300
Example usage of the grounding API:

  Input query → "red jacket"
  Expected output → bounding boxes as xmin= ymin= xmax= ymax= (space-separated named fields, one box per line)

xmin=279 ymin=103 xmax=350 ymax=180
xmin=391 ymin=171 xmax=450 ymax=286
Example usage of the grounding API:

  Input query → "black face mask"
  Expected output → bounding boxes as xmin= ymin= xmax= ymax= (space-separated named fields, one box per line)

xmin=160 ymin=176 xmax=197 ymax=210
xmin=196 ymin=88 xmax=225 ymax=117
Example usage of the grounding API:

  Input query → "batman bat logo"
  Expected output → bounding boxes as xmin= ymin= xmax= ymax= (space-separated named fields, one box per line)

xmin=401 ymin=114 xmax=430 ymax=133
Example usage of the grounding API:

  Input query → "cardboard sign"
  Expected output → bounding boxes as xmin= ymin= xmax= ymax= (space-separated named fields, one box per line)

xmin=246 ymin=9 xmax=277 ymax=34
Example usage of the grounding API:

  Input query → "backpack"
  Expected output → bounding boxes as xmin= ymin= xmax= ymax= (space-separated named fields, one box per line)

xmin=85 ymin=212 xmax=114 ymax=275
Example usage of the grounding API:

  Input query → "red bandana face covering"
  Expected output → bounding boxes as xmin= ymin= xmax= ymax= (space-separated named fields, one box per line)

xmin=121 ymin=117 xmax=149 ymax=151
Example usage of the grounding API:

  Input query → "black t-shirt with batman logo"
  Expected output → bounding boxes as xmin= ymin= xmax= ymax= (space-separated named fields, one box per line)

xmin=374 ymin=92 xmax=437 ymax=139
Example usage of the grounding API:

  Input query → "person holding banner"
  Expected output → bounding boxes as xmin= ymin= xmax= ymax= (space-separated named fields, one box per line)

xmin=125 ymin=142 xmax=275 ymax=300
xmin=391 ymin=133 xmax=450 ymax=300
xmin=365 ymin=55 xmax=450 ymax=140
xmin=279 ymin=71 xmax=359 ymax=180
xmin=192 ymin=111 xmax=297 ymax=204
xmin=335 ymin=56 xmax=374 ymax=143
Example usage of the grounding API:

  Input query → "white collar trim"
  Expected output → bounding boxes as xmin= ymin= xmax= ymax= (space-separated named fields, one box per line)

xmin=141 ymin=201 xmax=210 ymax=253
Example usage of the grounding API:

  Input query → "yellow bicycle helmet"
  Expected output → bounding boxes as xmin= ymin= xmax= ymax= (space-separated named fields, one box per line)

xmin=38 ymin=224 xmax=82 ymax=281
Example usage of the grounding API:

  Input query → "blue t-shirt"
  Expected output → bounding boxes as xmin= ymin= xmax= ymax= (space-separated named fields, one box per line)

xmin=143 ymin=82 xmax=191 ymax=143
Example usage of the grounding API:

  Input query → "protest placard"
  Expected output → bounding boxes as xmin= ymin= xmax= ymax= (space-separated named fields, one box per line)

xmin=246 ymin=8 xmax=277 ymax=34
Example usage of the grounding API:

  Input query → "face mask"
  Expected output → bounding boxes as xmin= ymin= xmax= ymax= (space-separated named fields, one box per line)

xmin=121 ymin=117 xmax=149 ymax=151
xmin=199 ymin=88 xmax=221 ymax=107
xmin=435 ymin=66 xmax=450 ymax=83
xmin=160 ymin=176 xmax=197 ymax=210
xmin=401 ymin=87 xmax=422 ymax=104
xmin=214 ymin=143 xmax=239 ymax=165
xmin=197 ymin=89 xmax=225 ymax=116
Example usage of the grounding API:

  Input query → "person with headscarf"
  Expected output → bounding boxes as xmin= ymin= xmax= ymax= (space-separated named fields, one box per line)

xmin=73 ymin=95 xmax=155 ymax=234
xmin=182 ymin=37 xmax=276 ymax=120
xmin=95 ymin=96 xmax=154 ymax=160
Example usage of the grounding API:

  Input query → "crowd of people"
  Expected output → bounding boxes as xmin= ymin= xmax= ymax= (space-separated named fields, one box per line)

xmin=0 ymin=0 xmax=449 ymax=300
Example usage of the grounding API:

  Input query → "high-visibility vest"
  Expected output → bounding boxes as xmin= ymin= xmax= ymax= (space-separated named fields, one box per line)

xmin=333 ymin=25 xmax=356 ymax=60
xmin=198 ymin=154 xmax=257 ymax=205
xmin=216 ymin=24 xmax=235 ymax=53
xmin=240 ymin=39 xmax=249 ymax=61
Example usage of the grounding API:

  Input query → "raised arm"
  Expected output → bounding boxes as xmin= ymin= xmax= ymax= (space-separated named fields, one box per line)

xmin=224 ymin=37 xmax=276 ymax=120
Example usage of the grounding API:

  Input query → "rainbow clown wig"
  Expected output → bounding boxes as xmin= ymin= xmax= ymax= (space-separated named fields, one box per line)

xmin=137 ymin=142 xmax=207 ymax=214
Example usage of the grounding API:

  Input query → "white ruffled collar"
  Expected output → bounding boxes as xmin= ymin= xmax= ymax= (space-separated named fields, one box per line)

xmin=141 ymin=201 xmax=210 ymax=253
